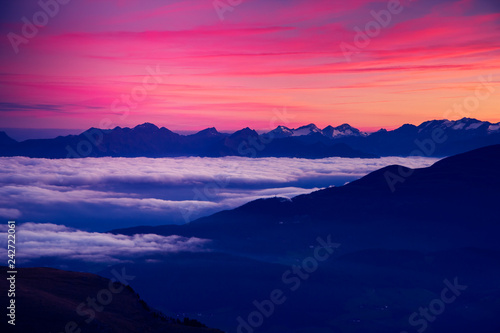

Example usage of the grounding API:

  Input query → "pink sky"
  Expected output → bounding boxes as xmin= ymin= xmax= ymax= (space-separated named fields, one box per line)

xmin=0 ymin=0 xmax=499 ymax=132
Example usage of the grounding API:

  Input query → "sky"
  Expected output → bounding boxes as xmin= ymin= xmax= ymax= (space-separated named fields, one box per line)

xmin=0 ymin=0 xmax=499 ymax=133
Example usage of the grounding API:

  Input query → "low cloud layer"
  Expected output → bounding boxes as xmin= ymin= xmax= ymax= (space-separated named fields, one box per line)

xmin=0 ymin=222 xmax=209 ymax=263
xmin=0 ymin=156 xmax=438 ymax=187
xmin=0 ymin=156 xmax=438 ymax=228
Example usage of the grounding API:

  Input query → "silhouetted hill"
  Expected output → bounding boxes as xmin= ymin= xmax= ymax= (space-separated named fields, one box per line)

xmin=0 ymin=131 xmax=16 ymax=145
xmin=0 ymin=266 xmax=222 ymax=333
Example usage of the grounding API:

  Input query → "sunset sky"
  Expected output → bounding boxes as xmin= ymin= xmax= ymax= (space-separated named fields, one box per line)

xmin=0 ymin=0 xmax=499 ymax=133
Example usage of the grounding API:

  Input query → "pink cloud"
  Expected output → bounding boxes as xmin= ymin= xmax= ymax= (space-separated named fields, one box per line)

xmin=0 ymin=0 xmax=499 ymax=130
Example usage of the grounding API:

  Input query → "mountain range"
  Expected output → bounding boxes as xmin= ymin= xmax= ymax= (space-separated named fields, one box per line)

xmin=1 ymin=117 xmax=499 ymax=158
xmin=267 ymin=123 xmax=367 ymax=138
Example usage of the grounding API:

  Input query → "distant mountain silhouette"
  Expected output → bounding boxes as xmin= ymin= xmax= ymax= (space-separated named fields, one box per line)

xmin=336 ymin=117 xmax=500 ymax=156
xmin=0 ymin=131 xmax=17 ymax=145
xmin=0 ymin=123 xmax=375 ymax=158
xmin=1 ymin=118 xmax=499 ymax=158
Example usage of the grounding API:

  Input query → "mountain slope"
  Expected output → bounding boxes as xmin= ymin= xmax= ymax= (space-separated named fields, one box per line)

xmin=105 ymin=145 xmax=500 ymax=332
xmin=16 ymin=145 xmax=499 ymax=333
xmin=0 ymin=131 xmax=17 ymax=145
xmin=0 ymin=266 xmax=222 ymax=333
xmin=113 ymin=144 xmax=500 ymax=254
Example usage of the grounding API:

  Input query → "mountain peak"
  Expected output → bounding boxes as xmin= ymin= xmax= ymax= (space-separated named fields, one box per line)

xmin=193 ymin=127 xmax=220 ymax=137
xmin=458 ymin=117 xmax=480 ymax=122
xmin=230 ymin=127 xmax=259 ymax=139
xmin=418 ymin=118 xmax=493 ymax=133
xmin=296 ymin=123 xmax=319 ymax=130
xmin=133 ymin=122 xmax=159 ymax=131
xmin=292 ymin=123 xmax=322 ymax=136
xmin=0 ymin=131 xmax=17 ymax=145
xmin=323 ymin=123 xmax=363 ymax=138
xmin=337 ymin=123 xmax=354 ymax=129
xmin=265 ymin=125 xmax=294 ymax=138
xmin=276 ymin=125 xmax=291 ymax=130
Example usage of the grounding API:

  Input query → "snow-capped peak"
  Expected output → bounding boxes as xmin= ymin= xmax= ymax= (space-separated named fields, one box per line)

xmin=266 ymin=125 xmax=294 ymax=138
xmin=322 ymin=123 xmax=364 ymax=138
xmin=265 ymin=123 xmax=369 ymax=138
xmin=291 ymin=124 xmax=322 ymax=136
xmin=488 ymin=124 xmax=500 ymax=133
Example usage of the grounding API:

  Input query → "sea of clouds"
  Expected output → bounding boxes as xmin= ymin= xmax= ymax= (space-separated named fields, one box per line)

xmin=0 ymin=156 xmax=439 ymax=230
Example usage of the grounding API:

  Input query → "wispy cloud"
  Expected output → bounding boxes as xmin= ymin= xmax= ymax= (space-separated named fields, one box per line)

xmin=0 ymin=102 xmax=65 ymax=112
